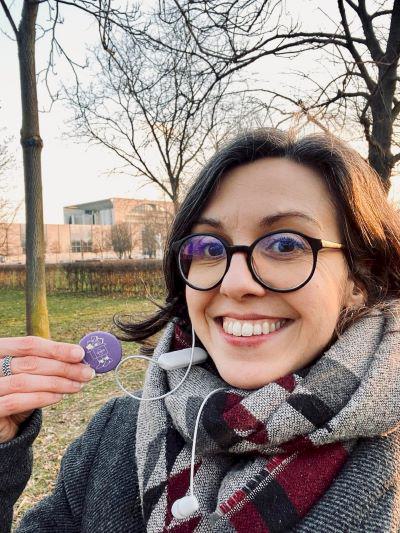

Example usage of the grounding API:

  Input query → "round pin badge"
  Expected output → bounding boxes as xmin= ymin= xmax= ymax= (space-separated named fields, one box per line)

xmin=79 ymin=331 xmax=122 ymax=374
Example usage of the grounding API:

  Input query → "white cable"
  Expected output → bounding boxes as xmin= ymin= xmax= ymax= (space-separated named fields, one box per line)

xmin=171 ymin=386 xmax=227 ymax=519
xmin=114 ymin=325 xmax=196 ymax=402
xmin=114 ymin=324 xmax=227 ymax=519
xmin=189 ymin=387 xmax=226 ymax=496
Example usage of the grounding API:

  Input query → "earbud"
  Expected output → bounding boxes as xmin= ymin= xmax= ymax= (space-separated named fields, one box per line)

xmin=171 ymin=495 xmax=199 ymax=519
xmin=171 ymin=387 xmax=225 ymax=520
xmin=112 ymin=324 xmax=223 ymax=520
xmin=157 ymin=347 xmax=207 ymax=370
xmin=114 ymin=324 xmax=206 ymax=402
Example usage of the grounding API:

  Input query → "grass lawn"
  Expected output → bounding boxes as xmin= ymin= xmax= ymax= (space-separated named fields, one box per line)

xmin=0 ymin=288 xmax=157 ymax=528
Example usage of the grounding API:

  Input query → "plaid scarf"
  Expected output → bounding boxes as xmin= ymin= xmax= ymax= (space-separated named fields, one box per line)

xmin=135 ymin=308 xmax=400 ymax=532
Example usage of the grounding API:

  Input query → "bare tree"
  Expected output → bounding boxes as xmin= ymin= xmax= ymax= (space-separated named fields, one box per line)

xmin=140 ymin=206 xmax=173 ymax=258
xmin=67 ymin=23 xmax=234 ymax=211
xmin=111 ymin=222 xmax=136 ymax=259
xmin=0 ymin=136 xmax=20 ymax=257
xmin=141 ymin=0 xmax=399 ymax=189
xmin=92 ymin=226 xmax=112 ymax=259
xmin=0 ymin=138 xmax=13 ymax=224
xmin=0 ymin=0 xmax=138 ymax=336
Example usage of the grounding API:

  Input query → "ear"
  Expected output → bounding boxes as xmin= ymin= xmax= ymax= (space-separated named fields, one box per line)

xmin=344 ymin=278 xmax=366 ymax=309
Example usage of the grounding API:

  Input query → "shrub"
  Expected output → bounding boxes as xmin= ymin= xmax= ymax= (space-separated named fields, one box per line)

xmin=0 ymin=260 xmax=165 ymax=297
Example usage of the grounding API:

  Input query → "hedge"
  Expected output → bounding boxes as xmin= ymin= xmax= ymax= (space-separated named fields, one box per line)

xmin=0 ymin=260 xmax=165 ymax=297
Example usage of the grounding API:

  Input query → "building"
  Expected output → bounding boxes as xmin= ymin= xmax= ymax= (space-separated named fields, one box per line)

xmin=0 ymin=198 xmax=174 ymax=264
xmin=63 ymin=198 xmax=173 ymax=226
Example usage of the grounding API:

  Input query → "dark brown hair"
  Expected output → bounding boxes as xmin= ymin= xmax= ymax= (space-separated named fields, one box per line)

xmin=114 ymin=128 xmax=400 ymax=343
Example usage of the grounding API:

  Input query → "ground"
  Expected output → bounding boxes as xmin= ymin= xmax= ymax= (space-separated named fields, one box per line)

xmin=0 ymin=289 xmax=155 ymax=527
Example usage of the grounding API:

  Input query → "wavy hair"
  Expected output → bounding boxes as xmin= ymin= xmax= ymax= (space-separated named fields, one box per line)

xmin=114 ymin=128 xmax=400 ymax=344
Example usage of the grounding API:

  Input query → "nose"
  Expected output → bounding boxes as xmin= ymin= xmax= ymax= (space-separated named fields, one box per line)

xmin=219 ymin=252 xmax=266 ymax=299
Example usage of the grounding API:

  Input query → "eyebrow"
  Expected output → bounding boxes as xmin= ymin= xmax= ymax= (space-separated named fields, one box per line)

xmin=195 ymin=210 xmax=322 ymax=231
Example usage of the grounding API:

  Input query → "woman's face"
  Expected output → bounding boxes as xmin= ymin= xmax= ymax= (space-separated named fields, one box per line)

xmin=185 ymin=157 xmax=363 ymax=389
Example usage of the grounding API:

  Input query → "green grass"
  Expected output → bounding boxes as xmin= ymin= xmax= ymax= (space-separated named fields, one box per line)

xmin=0 ymin=288 xmax=157 ymax=527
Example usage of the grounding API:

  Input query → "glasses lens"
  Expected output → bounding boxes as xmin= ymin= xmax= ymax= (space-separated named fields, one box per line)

xmin=252 ymin=232 xmax=314 ymax=290
xmin=178 ymin=235 xmax=227 ymax=289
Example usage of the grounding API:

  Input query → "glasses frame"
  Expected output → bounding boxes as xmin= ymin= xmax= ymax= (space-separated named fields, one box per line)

xmin=172 ymin=229 xmax=345 ymax=293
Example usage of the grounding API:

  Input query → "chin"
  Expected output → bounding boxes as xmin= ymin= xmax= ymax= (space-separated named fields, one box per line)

xmin=217 ymin=368 xmax=275 ymax=390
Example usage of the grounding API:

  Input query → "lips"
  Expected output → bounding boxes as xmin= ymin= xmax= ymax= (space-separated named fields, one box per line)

xmin=212 ymin=315 xmax=292 ymax=347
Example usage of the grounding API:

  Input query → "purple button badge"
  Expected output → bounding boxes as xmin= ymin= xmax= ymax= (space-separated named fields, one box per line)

xmin=79 ymin=331 xmax=122 ymax=374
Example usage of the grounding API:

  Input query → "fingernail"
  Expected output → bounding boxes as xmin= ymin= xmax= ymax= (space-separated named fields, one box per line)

xmin=72 ymin=346 xmax=85 ymax=360
xmin=83 ymin=366 xmax=96 ymax=379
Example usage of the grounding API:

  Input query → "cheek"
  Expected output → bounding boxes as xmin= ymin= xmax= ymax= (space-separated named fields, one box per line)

xmin=293 ymin=259 xmax=349 ymax=339
xmin=185 ymin=287 xmax=214 ymax=332
xmin=316 ymin=256 xmax=350 ymax=306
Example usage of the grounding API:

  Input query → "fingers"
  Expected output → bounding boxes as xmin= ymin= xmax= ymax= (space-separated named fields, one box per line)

xmin=0 ymin=374 xmax=86 ymax=397
xmin=0 ymin=392 xmax=64 ymax=418
xmin=0 ymin=337 xmax=95 ymax=437
xmin=0 ymin=336 xmax=85 ymax=362
xmin=5 ymin=356 xmax=95 ymax=382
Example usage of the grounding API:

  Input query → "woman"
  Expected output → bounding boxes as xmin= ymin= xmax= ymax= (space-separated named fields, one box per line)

xmin=1 ymin=128 xmax=400 ymax=532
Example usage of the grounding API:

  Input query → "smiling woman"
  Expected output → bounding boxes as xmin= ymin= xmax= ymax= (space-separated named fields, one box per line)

xmin=181 ymin=157 xmax=360 ymax=389
xmin=122 ymin=129 xmax=400 ymax=344
xmin=2 ymin=129 xmax=400 ymax=533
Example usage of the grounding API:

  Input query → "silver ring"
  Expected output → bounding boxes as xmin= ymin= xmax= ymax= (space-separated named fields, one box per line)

xmin=1 ymin=355 xmax=13 ymax=377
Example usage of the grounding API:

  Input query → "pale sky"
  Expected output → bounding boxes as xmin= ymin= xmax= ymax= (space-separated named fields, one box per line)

xmin=0 ymin=1 xmax=398 ymax=224
xmin=0 ymin=1 xmax=162 ymax=224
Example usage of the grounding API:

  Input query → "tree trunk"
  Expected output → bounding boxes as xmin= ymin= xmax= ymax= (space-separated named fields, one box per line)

xmin=368 ymin=0 xmax=400 ymax=192
xmin=17 ymin=0 xmax=50 ymax=338
xmin=172 ymin=181 xmax=180 ymax=214
xmin=369 ymin=100 xmax=393 ymax=192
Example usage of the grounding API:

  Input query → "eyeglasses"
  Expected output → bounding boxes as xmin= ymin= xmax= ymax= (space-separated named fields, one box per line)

xmin=172 ymin=230 xmax=345 ymax=292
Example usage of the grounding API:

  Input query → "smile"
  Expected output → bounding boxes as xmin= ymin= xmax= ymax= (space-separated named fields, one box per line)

xmin=222 ymin=317 xmax=287 ymax=337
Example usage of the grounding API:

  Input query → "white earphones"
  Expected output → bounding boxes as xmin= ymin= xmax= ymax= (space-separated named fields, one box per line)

xmin=114 ymin=324 xmax=226 ymax=520
xmin=114 ymin=325 xmax=207 ymax=401
xmin=171 ymin=386 xmax=225 ymax=519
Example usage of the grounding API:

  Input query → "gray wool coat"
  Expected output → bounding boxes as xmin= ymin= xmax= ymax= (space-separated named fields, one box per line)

xmin=1 ymin=395 xmax=400 ymax=532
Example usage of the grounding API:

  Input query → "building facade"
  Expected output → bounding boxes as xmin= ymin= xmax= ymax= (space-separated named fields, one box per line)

xmin=0 ymin=198 xmax=174 ymax=264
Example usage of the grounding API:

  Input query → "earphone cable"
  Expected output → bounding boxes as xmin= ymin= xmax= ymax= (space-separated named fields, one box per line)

xmin=114 ymin=325 xmax=196 ymax=401
xmin=189 ymin=387 xmax=226 ymax=496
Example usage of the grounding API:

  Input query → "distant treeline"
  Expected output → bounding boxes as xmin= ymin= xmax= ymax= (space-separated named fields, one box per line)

xmin=0 ymin=260 xmax=165 ymax=297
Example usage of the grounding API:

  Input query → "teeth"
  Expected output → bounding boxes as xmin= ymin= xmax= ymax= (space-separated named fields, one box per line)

xmin=232 ymin=322 xmax=242 ymax=336
xmin=222 ymin=318 xmax=286 ymax=337
xmin=242 ymin=323 xmax=253 ymax=336
xmin=253 ymin=323 xmax=262 ymax=335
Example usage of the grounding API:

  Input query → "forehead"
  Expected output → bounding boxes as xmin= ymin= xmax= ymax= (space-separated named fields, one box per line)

xmin=198 ymin=157 xmax=337 ymax=235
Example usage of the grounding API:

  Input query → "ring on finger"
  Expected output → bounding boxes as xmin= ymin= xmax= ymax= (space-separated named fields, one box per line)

xmin=1 ymin=355 xmax=13 ymax=377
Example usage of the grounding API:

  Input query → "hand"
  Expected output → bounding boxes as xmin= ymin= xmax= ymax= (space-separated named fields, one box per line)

xmin=0 ymin=336 xmax=95 ymax=443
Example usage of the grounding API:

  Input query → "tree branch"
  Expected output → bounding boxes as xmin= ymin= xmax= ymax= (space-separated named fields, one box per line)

xmin=392 ymin=152 xmax=400 ymax=164
xmin=356 ymin=0 xmax=384 ymax=62
xmin=337 ymin=0 xmax=376 ymax=92
xmin=0 ymin=0 xmax=19 ymax=37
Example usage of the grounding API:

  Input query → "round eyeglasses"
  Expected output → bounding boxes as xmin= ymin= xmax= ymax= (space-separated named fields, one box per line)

xmin=172 ymin=230 xmax=345 ymax=292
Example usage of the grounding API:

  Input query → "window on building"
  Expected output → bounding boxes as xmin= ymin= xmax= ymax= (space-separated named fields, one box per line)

xmin=126 ymin=203 xmax=161 ymax=222
xmin=70 ymin=225 xmax=93 ymax=253
xmin=132 ymin=203 xmax=157 ymax=213
xmin=71 ymin=240 xmax=93 ymax=253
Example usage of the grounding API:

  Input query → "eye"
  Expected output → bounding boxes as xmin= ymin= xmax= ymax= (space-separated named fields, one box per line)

xmin=183 ymin=236 xmax=225 ymax=259
xmin=203 ymin=241 xmax=225 ymax=257
xmin=258 ymin=233 xmax=310 ymax=256
xmin=272 ymin=236 xmax=305 ymax=253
